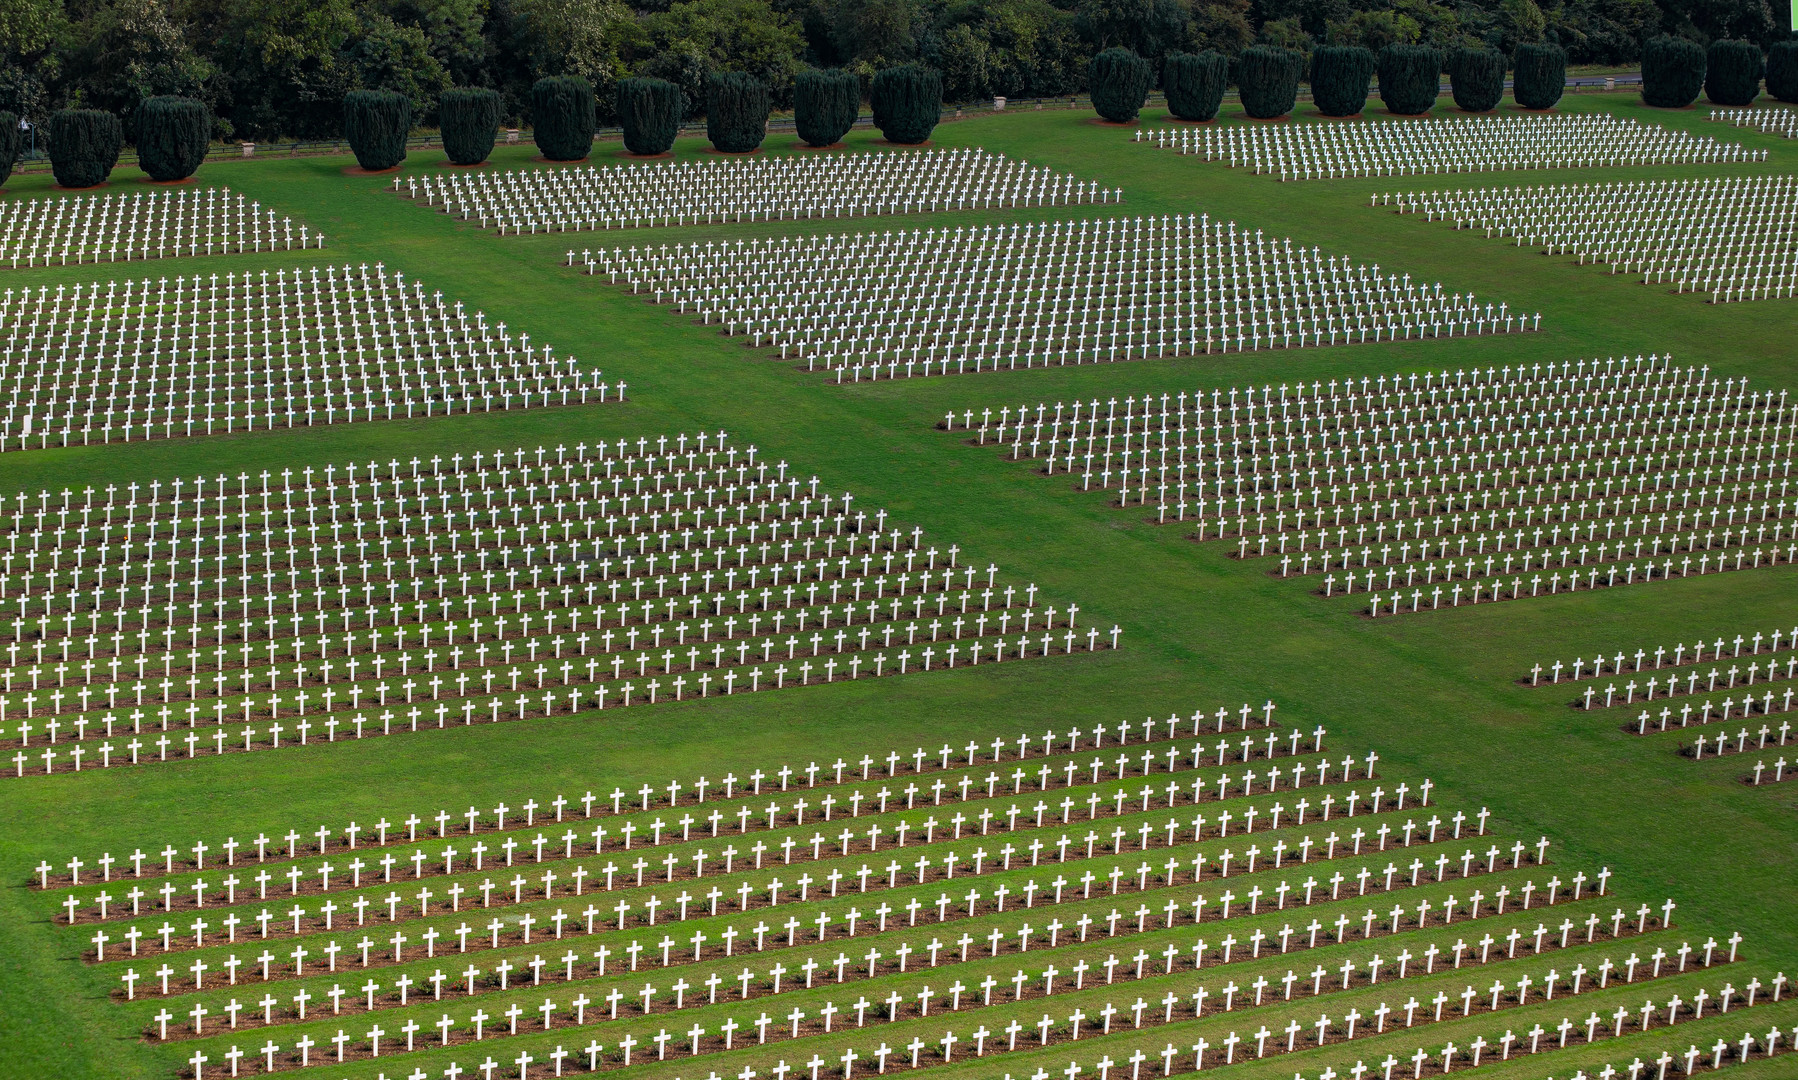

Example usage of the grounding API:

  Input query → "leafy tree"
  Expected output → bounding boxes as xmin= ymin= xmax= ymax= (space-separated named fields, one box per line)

xmin=1325 ymin=9 xmax=1419 ymax=51
xmin=832 ymin=0 xmax=916 ymax=69
xmin=344 ymin=12 xmax=451 ymax=118
xmin=184 ymin=0 xmax=358 ymax=139
xmin=637 ymin=0 xmax=803 ymax=109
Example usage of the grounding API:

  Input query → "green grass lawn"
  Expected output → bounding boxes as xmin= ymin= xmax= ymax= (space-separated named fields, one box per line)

xmin=0 ymin=91 xmax=1794 ymax=1080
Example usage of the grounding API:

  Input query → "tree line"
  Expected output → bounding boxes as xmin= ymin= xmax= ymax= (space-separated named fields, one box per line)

xmin=0 ymin=0 xmax=1787 ymax=144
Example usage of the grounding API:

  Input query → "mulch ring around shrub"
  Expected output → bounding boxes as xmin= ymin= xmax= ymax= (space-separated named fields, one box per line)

xmin=341 ymin=165 xmax=403 ymax=176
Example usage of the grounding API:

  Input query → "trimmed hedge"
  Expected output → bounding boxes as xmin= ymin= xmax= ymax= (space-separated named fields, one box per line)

xmin=794 ymin=68 xmax=859 ymax=146
xmin=535 ymin=76 xmax=599 ymax=159
xmin=1770 ymin=41 xmax=1798 ymax=103
xmin=1705 ymin=40 xmax=1764 ymax=106
xmin=869 ymin=63 xmax=941 ymax=144
xmin=706 ymin=71 xmax=770 ymax=152
xmin=1309 ymin=45 xmax=1375 ymax=117
xmin=0 ymin=112 xmax=18 ymax=189
xmin=1088 ymin=47 xmax=1153 ymax=122
xmin=1162 ymin=51 xmax=1229 ymax=121
xmin=1641 ymin=36 xmax=1706 ymax=108
xmin=343 ymin=90 xmax=410 ymax=171
xmin=1512 ymin=43 xmax=1566 ymax=109
xmin=1236 ymin=46 xmax=1303 ymax=120
xmin=617 ymin=78 xmax=682 ymax=155
xmin=1448 ymin=47 xmax=1504 ymax=112
xmin=1378 ymin=43 xmax=1441 ymax=115
xmin=135 ymin=96 xmax=209 ymax=181
xmin=49 ymin=108 xmax=123 ymax=188
xmin=440 ymin=87 xmax=501 ymax=165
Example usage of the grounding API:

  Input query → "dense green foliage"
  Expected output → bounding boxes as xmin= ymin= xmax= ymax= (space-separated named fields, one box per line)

xmin=0 ymin=111 xmax=18 ymax=187
xmin=1512 ymin=42 xmax=1565 ymax=109
xmin=133 ymin=95 xmax=209 ymax=181
xmin=1087 ymin=46 xmax=1152 ymax=122
xmin=533 ymin=75 xmax=597 ymax=160
xmin=1309 ymin=45 xmax=1375 ymax=116
xmin=1162 ymin=50 xmax=1228 ymax=121
xmin=342 ymin=88 xmax=411 ymax=170
xmin=869 ymin=62 xmax=941 ymax=144
xmin=1377 ymin=42 xmax=1440 ymax=114
xmin=1641 ymin=35 xmax=1706 ymax=108
xmin=1235 ymin=44 xmax=1302 ymax=119
xmin=1769 ymin=41 xmax=1798 ymax=103
xmin=439 ymin=87 xmax=501 ymax=165
xmin=793 ymin=67 xmax=859 ymax=146
xmin=47 ymin=107 xmax=121 ymax=187
xmin=616 ymin=77 xmax=681 ymax=155
xmin=1447 ymin=46 xmax=1503 ymax=111
xmin=1 ymin=0 xmax=1789 ymax=140
xmin=705 ymin=70 xmax=770 ymax=152
xmin=1704 ymin=39 xmax=1763 ymax=106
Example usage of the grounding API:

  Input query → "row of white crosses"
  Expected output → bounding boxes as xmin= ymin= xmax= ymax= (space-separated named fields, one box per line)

xmin=1745 ymin=756 xmax=1793 ymax=784
xmin=574 ymin=214 xmax=1533 ymax=384
xmin=394 ymin=149 xmax=1118 ymax=234
xmin=0 ymin=188 xmax=322 ymax=270
xmin=1563 ymin=1024 xmax=1798 ymax=1080
xmin=944 ymin=355 xmax=1798 ymax=616
xmin=37 ymin=707 xmax=1277 ymax=890
xmin=53 ymin=712 xmax=1306 ymax=925
xmin=0 ymin=433 xmax=1116 ymax=777
xmin=1706 ymin=104 xmax=1798 ymax=138
xmin=1134 ymin=114 xmax=1764 ymax=180
xmin=1377 ymin=176 xmax=1798 ymax=303
xmin=0 ymin=264 xmax=614 ymax=451
xmin=1525 ymin=625 xmax=1798 ymax=685
xmin=1683 ymin=719 xmax=1792 ymax=759
xmin=157 ymin=901 xmax=1719 ymax=1078
xmin=149 ymin=870 xmax=1737 ymax=1080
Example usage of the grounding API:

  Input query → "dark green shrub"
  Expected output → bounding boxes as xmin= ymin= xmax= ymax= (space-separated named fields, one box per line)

xmin=343 ymin=90 xmax=411 ymax=171
xmin=440 ymin=88 xmax=501 ymax=165
xmin=794 ymin=68 xmax=859 ymax=146
xmin=1235 ymin=46 xmax=1303 ymax=119
xmin=1448 ymin=47 xmax=1504 ymax=112
xmin=0 ymin=112 xmax=18 ymax=188
xmin=1768 ymin=41 xmax=1798 ymax=102
xmin=1378 ymin=43 xmax=1441 ymax=115
xmin=706 ymin=71 xmax=770 ymax=152
xmin=49 ymin=109 xmax=123 ymax=188
xmin=134 ymin=96 xmax=209 ymax=181
xmin=1309 ymin=45 xmax=1375 ymax=116
xmin=534 ymin=76 xmax=598 ymax=159
xmin=1088 ymin=47 xmax=1153 ymax=122
xmin=1512 ymin=43 xmax=1565 ymax=109
xmin=1163 ymin=51 xmax=1229 ymax=121
xmin=1705 ymin=40 xmax=1764 ymax=106
xmin=869 ymin=63 xmax=942 ymax=144
xmin=1641 ymin=36 xmax=1706 ymax=108
xmin=615 ymin=77 xmax=681 ymax=155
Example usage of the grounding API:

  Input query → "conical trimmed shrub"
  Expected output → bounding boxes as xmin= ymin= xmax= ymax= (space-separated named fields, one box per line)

xmin=135 ymin=96 xmax=210 ymax=181
xmin=706 ymin=71 xmax=770 ymax=152
xmin=1447 ymin=47 xmax=1504 ymax=112
xmin=869 ymin=63 xmax=941 ymax=144
xmin=440 ymin=87 xmax=501 ymax=165
xmin=795 ymin=68 xmax=859 ymax=146
xmin=0 ymin=111 xmax=18 ymax=188
xmin=615 ymin=77 xmax=682 ymax=156
xmin=1641 ymin=36 xmax=1706 ymax=108
xmin=49 ymin=108 xmax=123 ymax=188
xmin=1378 ymin=44 xmax=1441 ymax=115
xmin=343 ymin=90 xmax=411 ymax=171
xmin=1236 ymin=46 xmax=1303 ymax=119
xmin=1512 ymin=43 xmax=1565 ymax=109
xmin=1768 ymin=41 xmax=1798 ymax=102
xmin=1705 ymin=40 xmax=1764 ymax=106
xmin=1163 ymin=51 xmax=1228 ymax=121
xmin=1088 ymin=47 xmax=1153 ymax=122
xmin=534 ymin=76 xmax=598 ymax=159
xmin=1310 ymin=45 xmax=1376 ymax=117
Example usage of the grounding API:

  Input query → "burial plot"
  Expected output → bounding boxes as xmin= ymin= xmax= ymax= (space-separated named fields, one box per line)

xmin=0 ymin=189 xmax=319 ymax=269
